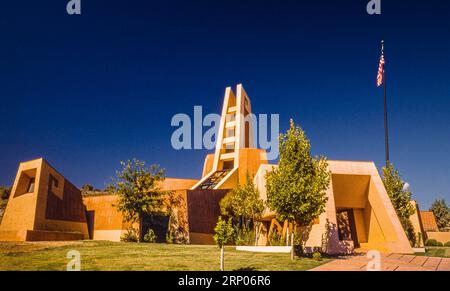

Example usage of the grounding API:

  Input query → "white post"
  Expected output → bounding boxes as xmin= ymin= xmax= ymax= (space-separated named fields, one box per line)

xmin=220 ymin=246 xmax=224 ymax=271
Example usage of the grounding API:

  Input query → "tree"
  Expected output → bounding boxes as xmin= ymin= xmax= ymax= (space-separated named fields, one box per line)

xmin=80 ymin=184 xmax=94 ymax=195
xmin=219 ymin=174 xmax=264 ymax=244
xmin=0 ymin=186 xmax=11 ymax=200
xmin=81 ymin=184 xmax=94 ymax=191
xmin=265 ymin=119 xmax=330 ymax=259
xmin=213 ymin=217 xmax=235 ymax=271
xmin=382 ymin=162 xmax=415 ymax=231
xmin=430 ymin=199 xmax=450 ymax=231
xmin=107 ymin=159 xmax=167 ymax=242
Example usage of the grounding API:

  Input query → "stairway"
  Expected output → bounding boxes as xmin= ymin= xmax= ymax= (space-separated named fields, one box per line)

xmin=196 ymin=169 xmax=231 ymax=190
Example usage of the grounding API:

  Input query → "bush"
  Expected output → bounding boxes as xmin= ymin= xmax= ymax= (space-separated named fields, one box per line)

xmin=444 ymin=241 xmax=450 ymax=247
xmin=166 ymin=232 xmax=173 ymax=244
xmin=235 ymin=227 xmax=256 ymax=246
xmin=415 ymin=232 xmax=423 ymax=248
xmin=268 ymin=231 xmax=284 ymax=246
xmin=121 ymin=228 xmax=138 ymax=242
xmin=425 ymin=239 xmax=444 ymax=247
xmin=312 ymin=252 xmax=322 ymax=261
xmin=143 ymin=229 xmax=157 ymax=243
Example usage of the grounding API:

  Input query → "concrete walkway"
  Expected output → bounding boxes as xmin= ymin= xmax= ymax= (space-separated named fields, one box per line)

xmin=311 ymin=253 xmax=450 ymax=271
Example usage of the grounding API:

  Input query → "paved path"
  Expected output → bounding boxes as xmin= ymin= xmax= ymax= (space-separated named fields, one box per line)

xmin=311 ymin=253 xmax=450 ymax=271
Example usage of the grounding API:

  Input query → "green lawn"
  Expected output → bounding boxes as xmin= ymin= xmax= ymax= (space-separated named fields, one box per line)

xmin=416 ymin=247 xmax=450 ymax=258
xmin=0 ymin=241 xmax=330 ymax=271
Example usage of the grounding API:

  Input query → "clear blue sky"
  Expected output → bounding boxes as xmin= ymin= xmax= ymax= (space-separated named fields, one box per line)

xmin=0 ymin=0 xmax=449 ymax=209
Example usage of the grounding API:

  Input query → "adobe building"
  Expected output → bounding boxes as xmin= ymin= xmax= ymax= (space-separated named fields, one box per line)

xmin=0 ymin=84 xmax=415 ymax=254
xmin=409 ymin=201 xmax=450 ymax=245
xmin=0 ymin=159 xmax=89 ymax=241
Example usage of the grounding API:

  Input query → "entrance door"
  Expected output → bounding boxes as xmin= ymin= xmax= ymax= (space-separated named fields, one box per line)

xmin=141 ymin=214 xmax=169 ymax=243
xmin=336 ymin=209 xmax=359 ymax=248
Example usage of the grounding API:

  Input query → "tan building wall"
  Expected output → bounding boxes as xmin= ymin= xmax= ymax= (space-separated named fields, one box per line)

xmin=0 ymin=158 xmax=89 ymax=241
xmin=254 ymin=161 xmax=414 ymax=254
xmin=420 ymin=211 xmax=439 ymax=232
xmin=408 ymin=201 xmax=425 ymax=246
xmin=409 ymin=203 xmax=450 ymax=244
xmin=83 ymin=179 xmax=197 ymax=242
xmin=160 ymin=178 xmax=198 ymax=191
xmin=425 ymin=232 xmax=450 ymax=244
xmin=83 ymin=194 xmax=128 ymax=241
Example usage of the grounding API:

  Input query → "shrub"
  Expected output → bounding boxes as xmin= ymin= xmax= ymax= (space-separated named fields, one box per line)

xmin=166 ymin=232 xmax=173 ymax=244
xmin=235 ymin=227 xmax=256 ymax=246
xmin=425 ymin=239 xmax=443 ymax=247
xmin=415 ymin=232 xmax=423 ymax=248
xmin=312 ymin=252 xmax=322 ymax=261
xmin=268 ymin=231 xmax=284 ymax=246
xmin=143 ymin=229 xmax=157 ymax=243
xmin=121 ymin=228 xmax=138 ymax=242
xmin=444 ymin=241 xmax=450 ymax=247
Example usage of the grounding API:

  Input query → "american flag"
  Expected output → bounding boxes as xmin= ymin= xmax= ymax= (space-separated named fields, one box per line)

xmin=377 ymin=44 xmax=385 ymax=87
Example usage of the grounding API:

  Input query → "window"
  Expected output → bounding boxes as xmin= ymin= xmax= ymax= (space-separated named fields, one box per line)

xmin=223 ymin=161 xmax=234 ymax=170
xmin=27 ymin=178 xmax=36 ymax=193
xmin=226 ymin=114 xmax=235 ymax=123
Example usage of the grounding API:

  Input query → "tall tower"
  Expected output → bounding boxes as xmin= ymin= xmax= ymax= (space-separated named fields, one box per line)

xmin=191 ymin=84 xmax=267 ymax=190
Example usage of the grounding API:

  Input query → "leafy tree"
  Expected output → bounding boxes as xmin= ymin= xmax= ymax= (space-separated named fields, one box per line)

xmin=0 ymin=186 xmax=10 ymax=224
xmin=382 ymin=162 xmax=415 ymax=231
xmin=81 ymin=184 xmax=94 ymax=192
xmin=213 ymin=217 xmax=235 ymax=271
xmin=430 ymin=199 xmax=450 ymax=231
xmin=265 ymin=119 xmax=330 ymax=258
xmin=219 ymin=174 xmax=264 ymax=244
xmin=108 ymin=159 xmax=167 ymax=242
xmin=0 ymin=186 xmax=11 ymax=200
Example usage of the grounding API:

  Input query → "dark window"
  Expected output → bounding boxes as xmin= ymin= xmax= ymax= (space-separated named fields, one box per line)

xmin=223 ymin=161 xmax=234 ymax=170
xmin=27 ymin=178 xmax=36 ymax=193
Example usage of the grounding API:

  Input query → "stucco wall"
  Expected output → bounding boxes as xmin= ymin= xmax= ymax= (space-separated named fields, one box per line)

xmin=426 ymin=232 xmax=450 ymax=243
xmin=253 ymin=160 xmax=414 ymax=254
xmin=0 ymin=159 xmax=89 ymax=241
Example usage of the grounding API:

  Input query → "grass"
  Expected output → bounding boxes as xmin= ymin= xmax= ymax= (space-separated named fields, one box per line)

xmin=0 ymin=241 xmax=330 ymax=271
xmin=416 ymin=247 xmax=450 ymax=258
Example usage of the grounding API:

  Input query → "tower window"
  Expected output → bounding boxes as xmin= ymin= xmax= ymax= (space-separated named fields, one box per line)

xmin=27 ymin=178 xmax=36 ymax=193
xmin=226 ymin=128 xmax=235 ymax=137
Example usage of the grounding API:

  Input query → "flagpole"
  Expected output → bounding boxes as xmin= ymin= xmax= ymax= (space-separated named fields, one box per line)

xmin=382 ymin=40 xmax=390 ymax=166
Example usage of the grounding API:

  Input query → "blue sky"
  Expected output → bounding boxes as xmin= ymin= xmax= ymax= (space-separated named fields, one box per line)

xmin=0 ymin=0 xmax=449 ymax=209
